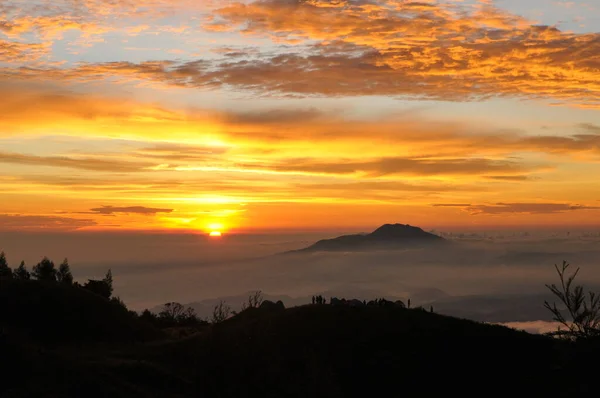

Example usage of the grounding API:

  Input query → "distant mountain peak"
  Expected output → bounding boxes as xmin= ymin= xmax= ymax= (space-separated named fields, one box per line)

xmin=291 ymin=223 xmax=446 ymax=253
xmin=370 ymin=224 xmax=427 ymax=238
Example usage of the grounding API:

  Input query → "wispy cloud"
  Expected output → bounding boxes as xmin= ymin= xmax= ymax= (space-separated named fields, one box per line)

xmin=243 ymin=156 xmax=536 ymax=178
xmin=199 ymin=0 xmax=600 ymax=106
xmin=434 ymin=202 xmax=600 ymax=215
xmin=3 ymin=83 xmax=600 ymax=160
xmin=89 ymin=205 xmax=174 ymax=215
xmin=0 ymin=152 xmax=150 ymax=172
xmin=0 ymin=214 xmax=96 ymax=230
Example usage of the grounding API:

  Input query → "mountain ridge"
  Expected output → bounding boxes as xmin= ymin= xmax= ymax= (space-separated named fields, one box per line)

xmin=290 ymin=223 xmax=447 ymax=253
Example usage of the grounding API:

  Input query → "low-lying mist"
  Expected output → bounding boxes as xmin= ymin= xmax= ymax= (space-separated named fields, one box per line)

xmin=2 ymin=230 xmax=600 ymax=328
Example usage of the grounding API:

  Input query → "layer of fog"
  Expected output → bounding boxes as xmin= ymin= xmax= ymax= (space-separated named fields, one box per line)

xmin=2 ymin=231 xmax=600 ymax=326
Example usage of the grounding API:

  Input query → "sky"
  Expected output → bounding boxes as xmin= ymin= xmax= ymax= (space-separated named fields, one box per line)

xmin=1 ymin=0 xmax=600 ymax=234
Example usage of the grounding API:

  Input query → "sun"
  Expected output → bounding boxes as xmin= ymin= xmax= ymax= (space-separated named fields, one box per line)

xmin=208 ymin=222 xmax=224 ymax=237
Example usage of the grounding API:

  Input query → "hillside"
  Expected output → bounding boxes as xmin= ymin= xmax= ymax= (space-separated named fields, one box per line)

xmin=0 ymin=279 xmax=160 ymax=344
xmin=293 ymin=223 xmax=447 ymax=252
xmin=142 ymin=305 xmax=562 ymax=396
xmin=2 ymin=280 xmax=600 ymax=397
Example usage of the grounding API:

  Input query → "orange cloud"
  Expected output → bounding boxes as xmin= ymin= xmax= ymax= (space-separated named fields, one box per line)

xmin=2 ymin=82 xmax=600 ymax=171
xmin=199 ymin=0 xmax=600 ymax=106
xmin=0 ymin=39 xmax=49 ymax=62
xmin=0 ymin=0 xmax=210 ymax=64
xmin=2 ymin=82 xmax=600 ymax=231
xmin=1 ymin=0 xmax=598 ymax=108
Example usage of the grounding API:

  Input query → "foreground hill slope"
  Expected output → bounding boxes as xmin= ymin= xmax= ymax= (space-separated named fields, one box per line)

xmin=0 ymin=279 xmax=160 ymax=344
xmin=2 ymin=281 xmax=599 ymax=397
xmin=144 ymin=305 xmax=564 ymax=397
xmin=294 ymin=223 xmax=447 ymax=252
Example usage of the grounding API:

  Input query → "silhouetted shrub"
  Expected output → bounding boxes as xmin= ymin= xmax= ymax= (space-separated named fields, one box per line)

xmin=83 ymin=270 xmax=113 ymax=299
xmin=178 ymin=307 xmax=202 ymax=327
xmin=0 ymin=251 xmax=13 ymax=279
xmin=259 ymin=300 xmax=285 ymax=311
xmin=32 ymin=257 xmax=57 ymax=281
xmin=110 ymin=296 xmax=128 ymax=310
xmin=13 ymin=261 xmax=30 ymax=280
xmin=544 ymin=260 xmax=600 ymax=340
xmin=241 ymin=290 xmax=263 ymax=311
xmin=140 ymin=309 xmax=158 ymax=324
xmin=83 ymin=279 xmax=112 ymax=299
xmin=140 ymin=304 xmax=204 ymax=329
xmin=212 ymin=300 xmax=231 ymax=324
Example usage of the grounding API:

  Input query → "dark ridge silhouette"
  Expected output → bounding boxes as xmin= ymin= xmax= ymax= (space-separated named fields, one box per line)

xmin=291 ymin=223 xmax=447 ymax=253
xmin=2 ymin=278 xmax=600 ymax=397
xmin=3 ymin=254 xmax=600 ymax=397
xmin=0 ymin=279 xmax=160 ymax=345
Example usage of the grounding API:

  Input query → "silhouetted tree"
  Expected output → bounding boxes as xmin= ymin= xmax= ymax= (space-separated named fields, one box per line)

xmin=544 ymin=261 xmax=600 ymax=340
xmin=0 ymin=251 xmax=13 ymax=279
xmin=32 ymin=257 xmax=56 ymax=282
xmin=103 ymin=269 xmax=113 ymax=297
xmin=56 ymin=258 xmax=73 ymax=285
xmin=212 ymin=300 xmax=231 ymax=324
xmin=159 ymin=302 xmax=186 ymax=322
xmin=13 ymin=261 xmax=30 ymax=280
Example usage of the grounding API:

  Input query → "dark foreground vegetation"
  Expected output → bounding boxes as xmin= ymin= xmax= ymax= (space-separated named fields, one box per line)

xmin=2 ymin=252 xmax=600 ymax=397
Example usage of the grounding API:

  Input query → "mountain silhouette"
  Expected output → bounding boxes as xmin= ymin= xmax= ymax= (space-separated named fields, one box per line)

xmin=292 ymin=224 xmax=447 ymax=253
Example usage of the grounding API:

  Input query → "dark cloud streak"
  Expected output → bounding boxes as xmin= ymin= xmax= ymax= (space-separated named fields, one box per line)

xmin=0 ymin=214 xmax=97 ymax=230
xmin=432 ymin=203 xmax=600 ymax=215
xmin=89 ymin=206 xmax=174 ymax=215
xmin=248 ymin=156 xmax=535 ymax=177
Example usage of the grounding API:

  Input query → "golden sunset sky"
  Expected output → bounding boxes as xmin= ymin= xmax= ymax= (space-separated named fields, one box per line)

xmin=1 ymin=0 xmax=600 ymax=233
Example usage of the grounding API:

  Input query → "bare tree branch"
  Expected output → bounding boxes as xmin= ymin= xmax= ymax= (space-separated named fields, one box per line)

xmin=544 ymin=261 xmax=600 ymax=340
